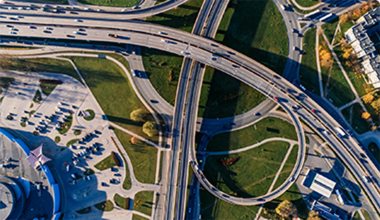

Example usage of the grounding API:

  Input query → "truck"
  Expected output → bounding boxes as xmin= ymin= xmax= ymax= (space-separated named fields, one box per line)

xmin=319 ymin=13 xmax=333 ymax=22
xmin=108 ymin=33 xmax=118 ymax=38
xmin=335 ymin=127 xmax=346 ymax=138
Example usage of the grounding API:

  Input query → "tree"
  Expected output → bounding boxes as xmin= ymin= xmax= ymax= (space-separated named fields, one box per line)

xmin=275 ymin=200 xmax=297 ymax=218
xmin=307 ymin=210 xmax=322 ymax=220
xmin=142 ymin=121 xmax=159 ymax=137
xmin=362 ymin=112 xmax=371 ymax=120
xmin=130 ymin=109 xmax=146 ymax=122
xmin=353 ymin=8 xmax=362 ymax=19
xmin=371 ymin=98 xmax=380 ymax=111
xmin=131 ymin=136 xmax=139 ymax=144
xmin=363 ymin=93 xmax=374 ymax=104
xmin=319 ymin=46 xmax=333 ymax=68
xmin=340 ymin=13 xmax=350 ymax=24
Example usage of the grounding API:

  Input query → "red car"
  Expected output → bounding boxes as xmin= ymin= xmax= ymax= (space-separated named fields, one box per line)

xmin=274 ymin=97 xmax=278 ymax=101
xmin=311 ymin=109 xmax=315 ymax=113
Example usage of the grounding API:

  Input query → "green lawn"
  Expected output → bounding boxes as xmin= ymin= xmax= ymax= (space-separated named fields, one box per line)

xmin=40 ymin=83 xmax=57 ymax=96
xmin=54 ymin=136 xmax=61 ymax=143
xmin=114 ymin=129 xmax=157 ymax=184
xmin=351 ymin=103 xmax=371 ymax=134
xmin=204 ymin=141 xmax=291 ymax=198
xmin=215 ymin=0 xmax=288 ymax=75
xmin=361 ymin=209 xmax=372 ymax=220
xmin=74 ymin=130 xmax=81 ymax=135
xmin=146 ymin=0 xmax=204 ymax=33
xmin=0 ymin=58 xmax=80 ymax=83
xmin=260 ymin=144 xmax=307 ymax=218
xmin=200 ymin=189 xmax=260 ymax=219
xmin=94 ymin=155 xmax=117 ymax=171
xmin=368 ymin=142 xmax=380 ymax=165
xmin=66 ymin=138 xmax=79 ymax=147
xmin=69 ymin=56 xmax=159 ymax=143
xmin=296 ymin=0 xmax=319 ymax=7
xmin=364 ymin=101 xmax=380 ymax=126
xmin=325 ymin=61 xmax=355 ymax=107
xmin=134 ymin=191 xmax=154 ymax=216
xmin=0 ymin=46 xmax=39 ymax=50
xmin=141 ymin=48 xmax=183 ymax=106
xmin=352 ymin=211 xmax=361 ymax=220
xmin=132 ymin=215 xmax=149 ymax=220
xmin=322 ymin=17 xmax=340 ymax=44
xmin=199 ymin=67 xmax=266 ymax=118
xmin=94 ymin=200 xmax=114 ymax=212
xmin=0 ymin=77 xmax=15 ymax=89
xmin=33 ymin=90 xmax=42 ymax=103
xmin=299 ymin=28 xmax=319 ymax=95
xmin=58 ymin=114 xmax=73 ymax=135
xmin=77 ymin=0 xmax=139 ymax=6
xmin=84 ymin=109 xmax=95 ymax=121
xmin=114 ymin=194 xmax=130 ymax=210
xmin=334 ymin=46 xmax=371 ymax=97
xmin=207 ymin=117 xmax=297 ymax=152
xmin=341 ymin=20 xmax=354 ymax=35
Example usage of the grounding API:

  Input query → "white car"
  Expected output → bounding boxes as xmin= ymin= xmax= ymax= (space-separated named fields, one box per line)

xmin=45 ymin=27 xmax=52 ymax=30
xmin=84 ymin=7 xmax=90 ymax=10
xmin=9 ymin=31 xmax=16 ymax=34
xmin=132 ymin=69 xmax=136 ymax=77
xmin=66 ymin=165 xmax=70 ymax=172
xmin=74 ymin=19 xmax=81 ymax=22
xmin=73 ymin=31 xmax=79 ymax=34
xmin=97 ymin=8 xmax=102 ymax=12
xmin=121 ymin=9 xmax=126 ymax=12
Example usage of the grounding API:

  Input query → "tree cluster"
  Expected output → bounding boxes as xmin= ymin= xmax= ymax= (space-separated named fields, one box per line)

xmin=217 ymin=156 xmax=239 ymax=166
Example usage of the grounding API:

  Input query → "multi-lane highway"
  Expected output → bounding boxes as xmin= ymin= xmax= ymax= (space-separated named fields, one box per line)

xmin=1 ymin=0 xmax=380 ymax=218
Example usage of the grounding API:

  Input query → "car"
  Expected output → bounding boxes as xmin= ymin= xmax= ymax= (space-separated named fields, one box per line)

xmin=274 ymin=97 xmax=278 ymax=101
xmin=74 ymin=19 xmax=82 ymax=22
xmin=363 ymin=176 xmax=370 ymax=183
xmin=323 ymin=130 xmax=330 ymax=135
xmin=132 ymin=69 xmax=136 ymax=77
xmin=222 ymin=194 xmax=230 ymax=198
xmin=289 ymin=177 xmax=295 ymax=182
xmin=6 ymin=25 xmax=13 ymax=28
xmin=87 ymin=176 xmax=91 ymax=181
xmin=97 ymin=8 xmax=102 ymax=11
xmin=73 ymin=31 xmax=79 ymax=34
xmin=121 ymin=9 xmax=126 ymax=12
xmin=29 ymin=26 xmax=35 ymax=29
xmin=66 ymin=165 xmax=70 ymax=172
xmin=311 ymin=109 xmax=316 ymax=113
xmin=292 ymin=105 xmax=300 ymax=110
xmin=84 ymin=7 xmax=90 ymax=10
xmin=132 ymin=5 xmax=138 ymax=9
xmin=255 ymin=112 xmax=261 ymax=116
xmin=101 ymin=182 xmax=106 ymax=186
xmin=71 ymin=173 xmax=77 ymax=179
xmin=9 ymin=31 xmax=16 ymax=34
xmin=257 ymin=198 xmax=265 ymax=202
xmin=181 ymin=51 xmax=190 ymax=55
xmin=360 ymin=153 xmax=367 ymax=158
xmin=45 ymin=27 xmax=53 ymax=30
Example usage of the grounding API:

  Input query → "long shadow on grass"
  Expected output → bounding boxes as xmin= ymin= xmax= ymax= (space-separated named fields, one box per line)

xmin=107 ymin=115 xmax=144 ymax=127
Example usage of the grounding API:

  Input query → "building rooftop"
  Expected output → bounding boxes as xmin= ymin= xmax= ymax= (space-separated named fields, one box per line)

xmin=302 ymin=169 xmax=336 ymax=198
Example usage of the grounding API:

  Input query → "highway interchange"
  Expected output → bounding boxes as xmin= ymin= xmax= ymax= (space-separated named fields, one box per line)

xmin=1 ymin=0 xmax=380 ymax=219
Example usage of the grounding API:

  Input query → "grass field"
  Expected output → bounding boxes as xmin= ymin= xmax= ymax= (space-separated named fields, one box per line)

xmin=0 ymin=46 xmax=39 ymax=50
xmin=114 ymin=194 xmax=130 ymax=210
xmin=77 ymin=0 xmax=139 ymax=7
xmin=84 ymin=109 xmax=95 ymax=121
xmin=350 ymin=103 xmax=370 ymax=134
xmin=207 ymin=117 xmax=297 ymax=152
xmin=146 ymin=0 xmax=204 ymax=33
xmin=132 ymin=215 xmax=149 ymax=220
xmin=94 ymin=200 xmax=114 ymax=212
xmin=204 ymin=141 xmax=291 ymax=198
xmin=361 ymin=209 xmax=372 ymax=220
xmin=198 ymin=67 xmax=266 ymax=118
xmin=322 ymin=17 xmax=340 ymax=44
xmin=0 ymin=77 xmax=15 ymax=89
xmin=40 ymin=83 xmax=57 ymax=96
xmin=341 ymin=21 xmax=354 ymax=35
xmin=324 ymin=61 xmax=355 ymax=107
xmin=261 ymin=144 xmax=308 ymax=219
xmin=69 ymin=57 xmax=159 ymax=143
xmin=0 ymin=58 xmax=80 ymax=83
xmin=94 ymin=155 xmax=117 ymax=171
xmin=200 ymin=189 xmax=260 ymax=219
xmin=215 ymin=0 xmax=288 ymax=75
xmin=114 ymin=129 xmax=157 ymax=184
xmin=364 ymin=101 xmax=380 ymax=126
xmin=54 ymin=136 xmax=61 ymax=143
xmin=66 ymin=138 xmax=79 ymax=148
xmin=352 ymin=211 xmax=361 ymax=220
xmin=368 ymin=142 xmax=380 ymax=165
xmin=134 ymin=191 xmax=154 ymax=216
xmin=296 ymin=0 xmax=319 ymax=7
xmin=334 ymin=46 xmax=371 ymax=97
xmin=58 ymin=114 xmax=73 ymax=135
xmin=299 ymin=28 xmax=319 ymax=95
xmin=140 ymin=48 xmax=183 ymax=105
xmin=33 ymin=90 xmax=42 ymax=103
